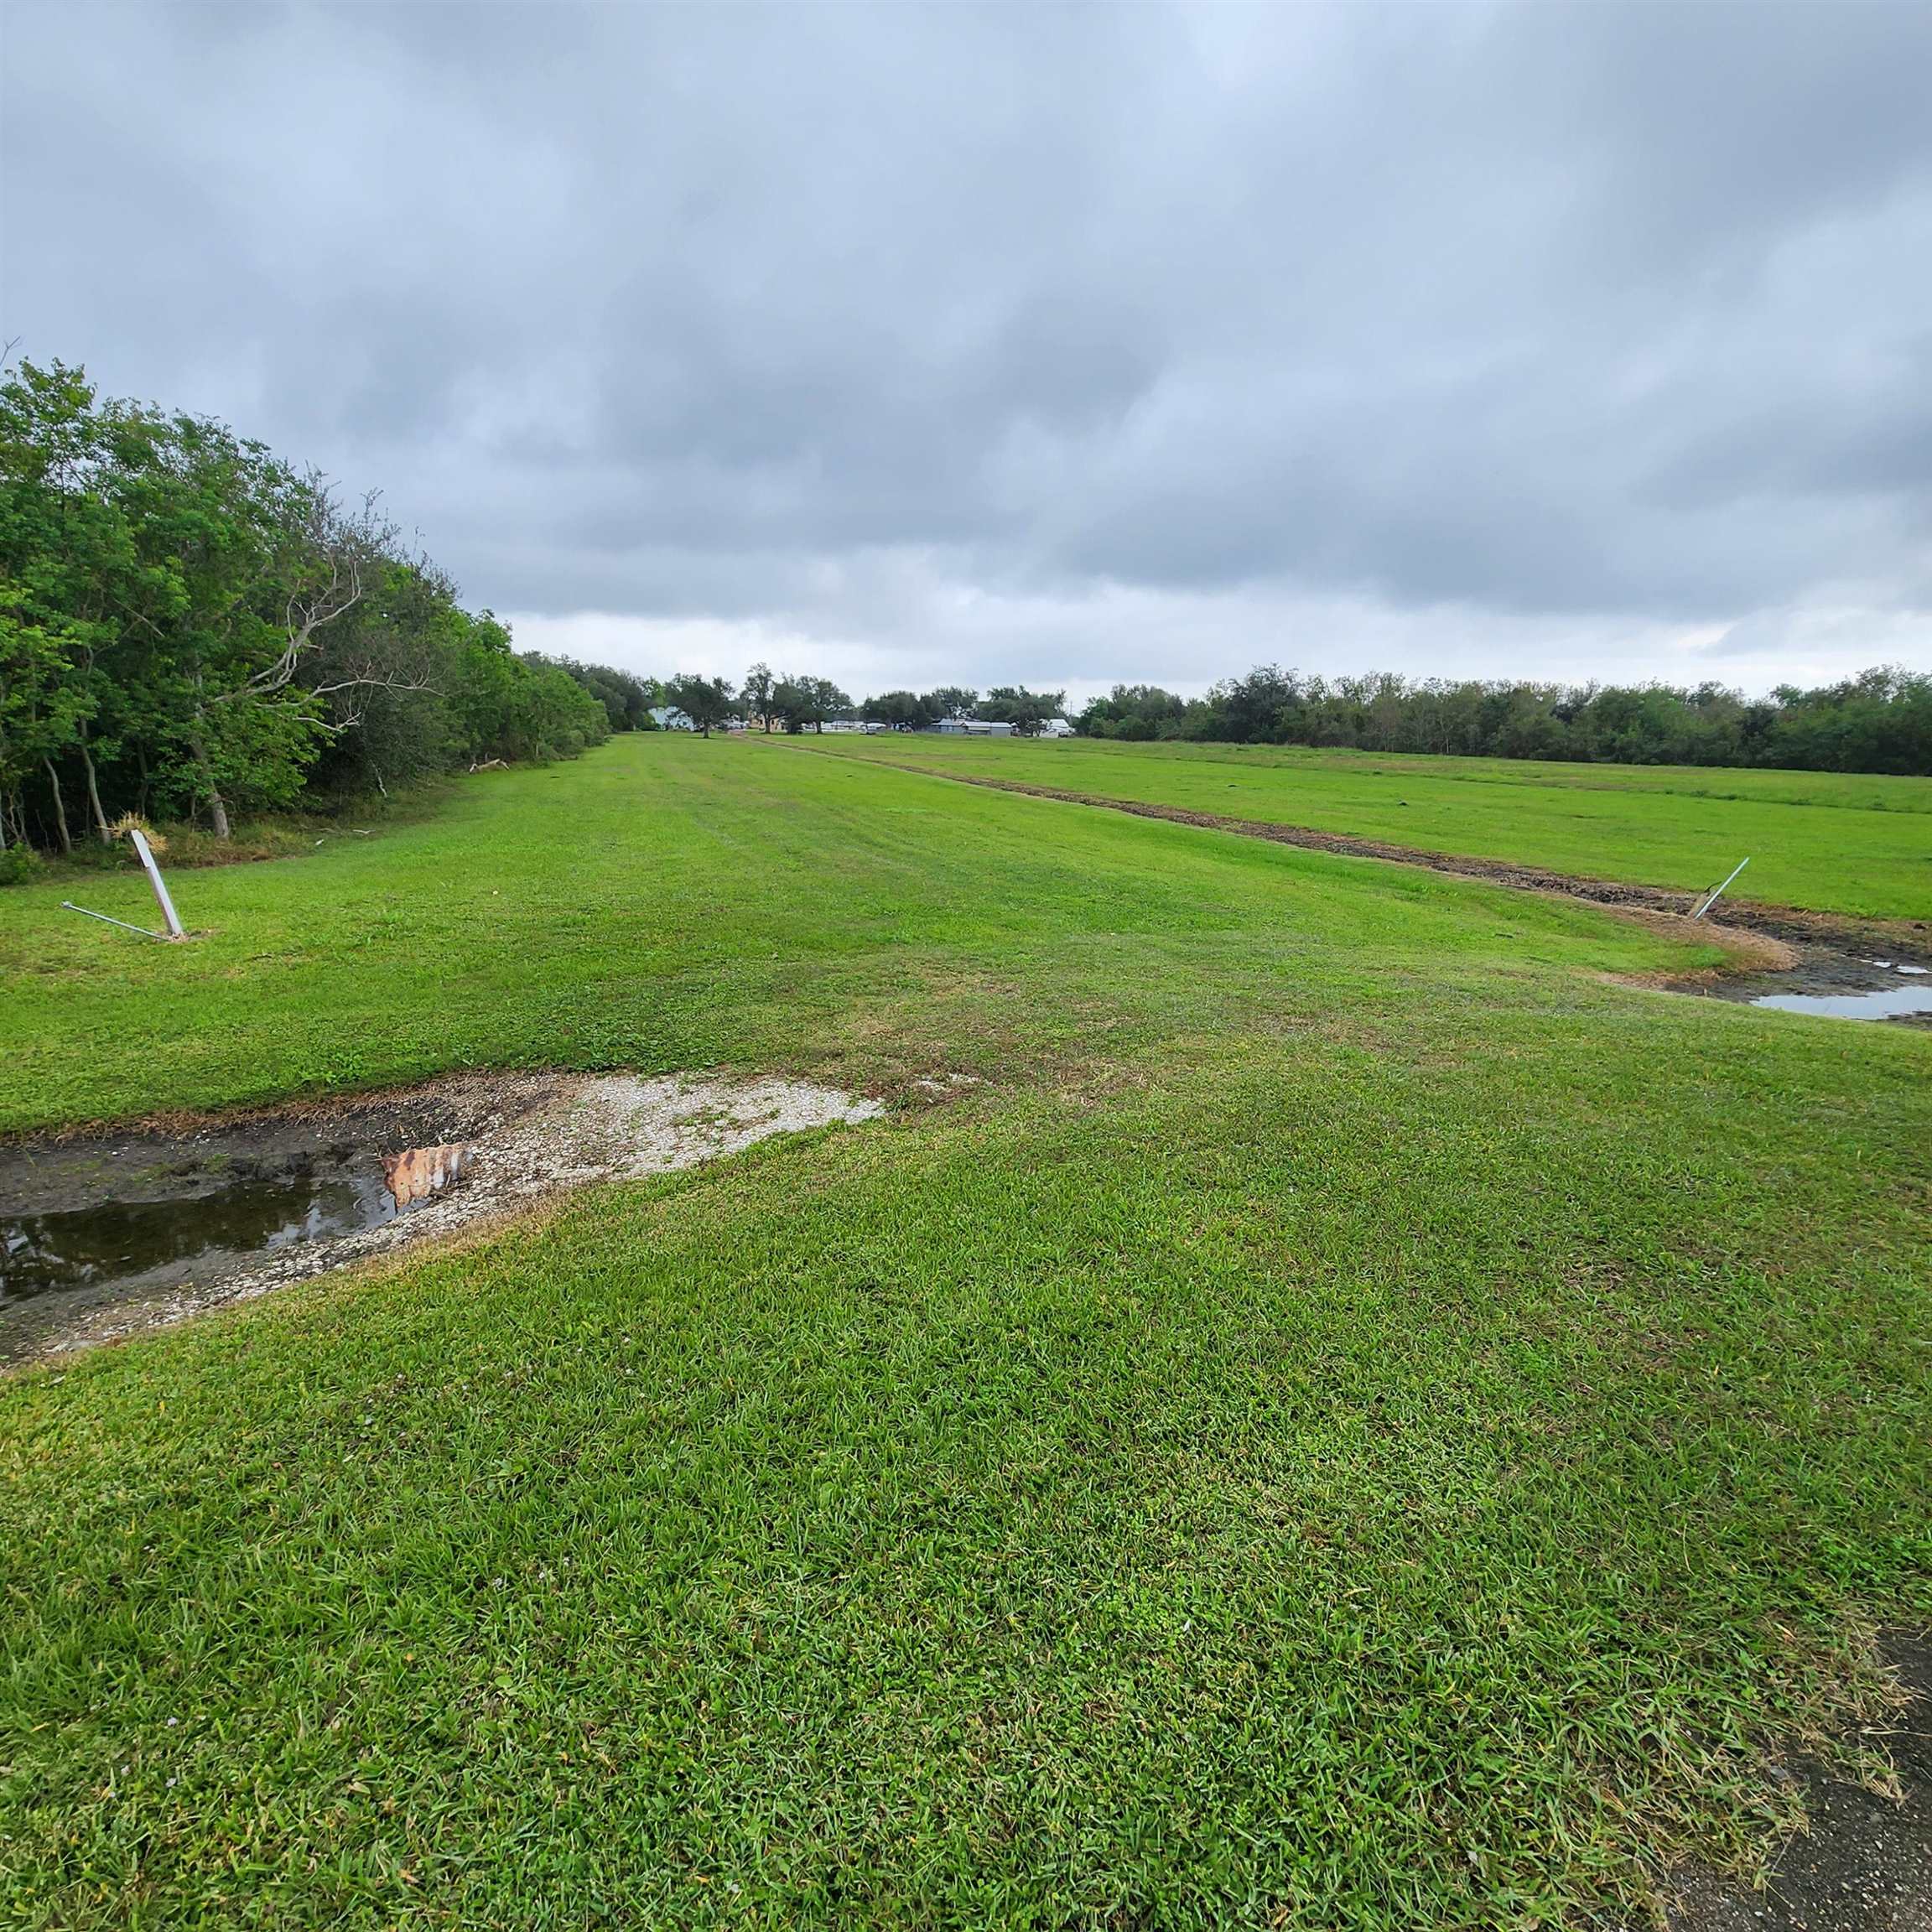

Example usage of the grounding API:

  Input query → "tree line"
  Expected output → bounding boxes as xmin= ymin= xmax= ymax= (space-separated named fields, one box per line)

xmin=654 ymin=673 xmax=1072 ymax=738
xmin=1078 ymin=667 xmax=1932 ymax=774
xmin=10 ymin=356 xmax=1923 ymax=882
xmin=0 ymin=360 xmax=654 ymax=874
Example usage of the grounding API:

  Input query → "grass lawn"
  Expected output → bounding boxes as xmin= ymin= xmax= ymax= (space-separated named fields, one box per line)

xmin=798 ymin=734 xmax=1932 ymax=921
xmin=2 ymin=735 xmax=1928 ymax=1927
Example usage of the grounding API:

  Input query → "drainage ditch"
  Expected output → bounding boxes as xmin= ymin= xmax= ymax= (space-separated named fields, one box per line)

xmin=1 ymin=1072 xmax=880 ymax=1365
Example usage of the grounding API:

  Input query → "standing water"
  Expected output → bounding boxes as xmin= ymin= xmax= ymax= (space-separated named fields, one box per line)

xmin=1749 ymin=984 xmax=1932 ymax=1021
xmin=1673 ymin=948 xmax=1932 ymax=1026
xmin=3 ymin=1159 xmax=402 ymax=1304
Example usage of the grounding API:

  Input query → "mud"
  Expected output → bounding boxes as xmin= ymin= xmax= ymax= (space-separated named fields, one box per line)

xmin=850 ymin=759 xmax=1929 ymax=954
xmin=0 ymin=1072 xmax=880 ymax=1365
xmin=1657 ymin=1633 xmax=1932 ymax=1932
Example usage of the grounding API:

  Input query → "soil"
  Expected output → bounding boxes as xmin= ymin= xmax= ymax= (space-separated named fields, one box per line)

xmin=0 ymin=1071 xmax=880 ymax=1366
xmin=1654 ymin=1634 xmax=1932 ymax=1932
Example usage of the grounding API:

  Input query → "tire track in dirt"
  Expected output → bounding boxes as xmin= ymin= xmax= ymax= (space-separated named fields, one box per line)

xmin=806 ymin=750 xmax=1929 ymax=953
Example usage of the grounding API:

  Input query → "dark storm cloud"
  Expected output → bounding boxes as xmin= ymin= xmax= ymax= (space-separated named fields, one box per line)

xmin=3 ymin=1 xmax=1929 ymax=684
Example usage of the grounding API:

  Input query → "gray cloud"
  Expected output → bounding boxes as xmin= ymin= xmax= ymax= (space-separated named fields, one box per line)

xmin=3 ymin=0 xmax=1930 ymax=692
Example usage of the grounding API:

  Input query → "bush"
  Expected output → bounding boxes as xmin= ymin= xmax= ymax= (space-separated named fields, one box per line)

xmin=0 ymin=844 xmax=47 ymax=886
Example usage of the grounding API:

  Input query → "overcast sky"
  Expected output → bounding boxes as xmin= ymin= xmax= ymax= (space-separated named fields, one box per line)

xmin=5 ymin=2 xmax=1930 ymax=701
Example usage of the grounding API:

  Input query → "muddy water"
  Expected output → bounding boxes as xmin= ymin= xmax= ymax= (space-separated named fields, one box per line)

xmin=0 ymin=1072 xmax=882 ymax=1366
xmin=1751 ymin=983 xmax=1932 ymax=1021
xmin=3 ymin=1159 xmax=400 ymax=1302
xmin=0 ymin=1078 xmax=551 ymax=1365
xmin=1674 ymin=947 xmax=1932 ymax=1026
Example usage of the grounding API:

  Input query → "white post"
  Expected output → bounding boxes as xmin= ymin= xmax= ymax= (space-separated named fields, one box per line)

xmin=1691 ymin=856 xmax=1749 ymax=922
xmin=128 ymin=827 xmax=186 ymax=940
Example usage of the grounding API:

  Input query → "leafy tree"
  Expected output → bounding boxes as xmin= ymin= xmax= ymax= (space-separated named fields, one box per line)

xmin=530 ymin=656 xmax=657 ymax=732
xmin=768 ymin=678 xmax=809 ymax=733
xmin=861 ymin=689 xmax=935 ymax=730
xmin=768 ymin=674 xmax=849 ymax=733
xmin=924 ymin=685 xmax=978 ymax=720
xmin=802 ymin=676 xmax=851 ymax=732
xmin=978 ymin=686 xmax=1067 ymax=736
xmin=1076 ymin=684 xmax=1189 ymax=740
xmin=0 ymin=592 xmax=96 ymax=852
xmin=741 ymin=662 xmax=777 ymax=733
xmin=0 ymin=357 xmax=638 ymax=864
xmin=664 ymin=673 xmax=736 ymax=738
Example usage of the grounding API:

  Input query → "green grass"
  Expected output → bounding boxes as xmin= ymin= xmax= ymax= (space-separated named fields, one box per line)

xmin=3 ymin=735 xmax=1928 ymax=1928
xmin=801 ymin=734 xmax=1932 ymax=920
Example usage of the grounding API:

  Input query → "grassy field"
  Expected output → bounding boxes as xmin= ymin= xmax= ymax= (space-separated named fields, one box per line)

xmin=799 ymin=735 xmax=1932 ymax=921
xmin=3 ymin=735 xmax=1928 ymax=1928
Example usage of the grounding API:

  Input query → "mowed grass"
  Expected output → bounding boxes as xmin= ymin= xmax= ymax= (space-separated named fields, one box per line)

xmin=2 ymin=736 xmax=1929 ymax=1929
xmin=0 ymin=739 xmax=1727 ymax=1134
xmin=801 ymin=734 xmax=1932 ymax=920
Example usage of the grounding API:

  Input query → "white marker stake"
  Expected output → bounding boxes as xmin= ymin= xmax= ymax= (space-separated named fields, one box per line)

xmin=128 ymin=827 xmax=186 ymax=940
xmin=61 ymin=901 xmax=168 ymax=940
xmin=1691 ymin=856 xmax=1749 ymax=922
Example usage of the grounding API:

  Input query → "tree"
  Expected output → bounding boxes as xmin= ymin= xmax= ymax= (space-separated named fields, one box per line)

xmin=862 ymin=688 xmax=935 ymax=730
xmin=0 ymin=356 xmax=661 ymax=864
xmin=1076 ymin=684 xmax=1189 ymax=740
xmin=0 ymin=594 xmax=95 ymax=852
xmin=801 ymin=676 xmax=851 ymax=732
xmin=768 ymin=677 xmax=810 ymax=733
xmin=768 ymin=674 xmax=849 ymax=733
xmin=527 ymin=655 xmax=657 ymax=732
xmin=1203 ymin=666 xmax=1300 ymax=744
xmin=977 ymin=685 xmax=1067 ymax=736
xmin=924 ymin=685 xmax=978 ymax=720
xmin=741 ymin=662 xmax=776 ymax=732
xmin=664 ymin=673 xmax=736 ymax=738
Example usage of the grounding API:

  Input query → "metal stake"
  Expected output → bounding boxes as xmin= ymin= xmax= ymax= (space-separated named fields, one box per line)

xmin=61 ymin=901 xmax=168 ymax=941
xmin=1691 ymin=856 xmax=1749 ymax=921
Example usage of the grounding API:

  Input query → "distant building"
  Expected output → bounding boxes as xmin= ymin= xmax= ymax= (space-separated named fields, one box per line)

xmin=648 ymin=706 xmax=695 ymax=731
xmin=927 ymin=719 xmax=1015 ymax=736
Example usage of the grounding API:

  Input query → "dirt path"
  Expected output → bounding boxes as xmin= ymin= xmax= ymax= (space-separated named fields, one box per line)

xmin=833 ymin=756 xmax=1929 ymax=954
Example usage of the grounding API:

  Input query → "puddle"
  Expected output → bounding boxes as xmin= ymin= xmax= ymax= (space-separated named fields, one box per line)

xmin=1 ymin=1072 xmax=880 ymax=1365
xmin=1751 ymin=984 xmax=1932 ymax=1021
xmin=1666 ymin=947 xmax=1932 ymax=1027
xmin=3 ymin=1163 xmax=400 ymax=1301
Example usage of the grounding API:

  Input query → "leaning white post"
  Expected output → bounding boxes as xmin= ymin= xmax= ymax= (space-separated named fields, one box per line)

xmin=128 ymin=827 xmax=186 ymax=940
xmin=1691 ymin=856 xmax=1749 ymax=922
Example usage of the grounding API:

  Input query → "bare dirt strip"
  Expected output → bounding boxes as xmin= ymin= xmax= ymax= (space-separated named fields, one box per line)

xmin=831 ymin=756 xmax=1931 ymax=954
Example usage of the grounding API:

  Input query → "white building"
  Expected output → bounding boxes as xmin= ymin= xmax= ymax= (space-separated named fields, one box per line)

xmin=648 ymin=706 xmax=695 ymax=731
